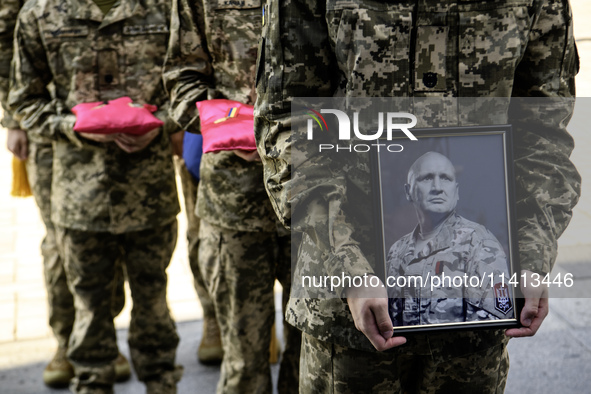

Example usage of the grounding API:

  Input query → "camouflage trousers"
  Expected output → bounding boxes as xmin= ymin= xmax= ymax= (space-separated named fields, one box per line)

xmin=300 ymin=331 xmax=509 ymax=394
xmin=56 ymin=221 xmax=181 ymax=394
xmin=198 ymin=220 xmax=301 ymax=394
xmin=173 ymin=156 xmax=215 ymax=318
xmin=27 ymin=143 xmax=124 ymax=350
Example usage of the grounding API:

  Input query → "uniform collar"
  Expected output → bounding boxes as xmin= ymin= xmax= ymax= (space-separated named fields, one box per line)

xmin=410 ymin=211 xmax=460 ymax=256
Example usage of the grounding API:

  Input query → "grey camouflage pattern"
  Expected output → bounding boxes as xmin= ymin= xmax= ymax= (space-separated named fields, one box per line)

xmin=198 ymin=220 xmax=300 ymax=394
xmin=9 ymin=0 xmax=182 ymax=392
xmin=300 ymin=332 xmax=509 ymax=394
xmin=164 ymin=0 xmax=300 ymax=392
xmin=174 ymin=156 xmax=215 ymax=318
xmin=387 ymin=213 xmax=513 ymax=326
xmin=57 ymin=222 xmax=180 ymax=393
xmin=27 ymin=143 xmax=74 ymax=349
xmin=164 ymin=0 xmax=276 ymax=232
xmin=27 ymin=142 xmax=126 ymax=350
xmin=254 ymin=0 xmax=580 ymax=351
xmin=9 ymin=0 xmax=180 ymax=233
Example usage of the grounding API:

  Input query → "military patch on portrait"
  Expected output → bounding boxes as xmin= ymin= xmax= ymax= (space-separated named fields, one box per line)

xmin=493 ymin=282 xmax=513 ymax=314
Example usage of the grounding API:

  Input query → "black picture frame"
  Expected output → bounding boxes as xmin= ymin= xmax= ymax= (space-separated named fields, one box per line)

xmin=372 ymin=125 xmax=522 ymax=334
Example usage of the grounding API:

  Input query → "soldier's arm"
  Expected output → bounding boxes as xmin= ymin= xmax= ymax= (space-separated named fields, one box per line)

xmin=255 ymin=0 xmax=375 ymax=293
xmin=507 ymin=0 xmax=578 ymax=337
xmin=0 ymin=0 xmax=23 ymax=131
xmin=8 ymin=6 xmax=82 ymax=147
xmin=162 ymin=0 xmax=212 ymax=134
xmin=510 ymin=0 xmax=580 ymax=275
xmin=255 ymin=0 xmax=337 ymax=229
xmin=255 ymin=0 xmax=405 ymax=350
xmin=1 ymin=0 xmax=28 ymax=159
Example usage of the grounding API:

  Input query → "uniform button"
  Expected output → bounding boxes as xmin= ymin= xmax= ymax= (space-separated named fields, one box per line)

xmin=105 ymin=74 xmax=113 ymax=83
xmin=422 ymin=72 xmax=438 ymax=88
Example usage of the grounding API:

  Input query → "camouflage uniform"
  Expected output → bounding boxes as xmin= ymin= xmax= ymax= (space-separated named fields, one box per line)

xmin=387 ymin=213 xmax=513 ymax=326
xmin=9 ymin=0 xmax=181 ymax=392
xmin=2 ymin=0 xmax=125 ymax=354
xmin=1 ymin=0 xmax=78 ymax=361
xmin=26 ymin=142 xmax=76 ymax=350
xmin=255 ymin=0 xmax=580 ymax=392
xmin=0 ymin=0 xmax=22 ymax=131
xmin=163 ymin=0 xmax=301 ymax=392
xmin=173 ymin=157 xmax=216 ymax=320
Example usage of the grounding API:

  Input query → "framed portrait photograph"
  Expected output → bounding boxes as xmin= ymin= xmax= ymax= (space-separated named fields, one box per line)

xmin=373 ymin=125 xmax=522 ymax=334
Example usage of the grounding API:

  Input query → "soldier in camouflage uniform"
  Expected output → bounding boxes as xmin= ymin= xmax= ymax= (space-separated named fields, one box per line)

xmin=387 ymin=152 xmax=512 ymax=326
xmin=163 ymin=0 xmax=301 ymax=392
xmin=9 ymin=0 xmax=182 ymax=392
xmin=255 ymin=0 xmax=580 ymax=392
xmin=2 ymin=0 xmax=129 ymax=388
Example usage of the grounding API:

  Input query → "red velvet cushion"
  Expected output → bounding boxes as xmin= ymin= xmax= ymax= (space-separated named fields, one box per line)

xmin=72 ymin=97 xmax=163 ymax=135
xmin=196 ymin=99 xmax=256 ymax=153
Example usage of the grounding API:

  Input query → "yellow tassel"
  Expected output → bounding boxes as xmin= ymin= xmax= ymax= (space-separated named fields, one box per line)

xmin=10 ymin=156 xmax=32 ymax=197
xmin=269 ymin=322 xmax=281 ymax=364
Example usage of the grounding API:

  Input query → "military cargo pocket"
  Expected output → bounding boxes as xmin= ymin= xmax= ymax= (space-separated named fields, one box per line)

xmin=122 ymin=20 xmax=169 ymax=101
xmin=98 ymin=50 xmax=121 ymax=89
xmin=122 ymin=23 xmax=169 ymax=69
xmin=206 ymin=0 xmax=262 ymax=96
xmin=414 ymin=26 xmax=448 ymax=92
xmin=43 ymin=27 xmax=93 ymax=94
xmin=327 ymin=3 xmax=412 ymax=96
xmin=457 ymin=3 xmax=531 ymax=96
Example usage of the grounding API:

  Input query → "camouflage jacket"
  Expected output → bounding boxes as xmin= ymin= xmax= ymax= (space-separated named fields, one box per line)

xmin=9 ymin=0 xmax=179 ymax=233
xmin=163 ymin=0 xmax=276 ymax=232
xmin=387 ymin=213 xmax=513 ymax=326
xmin=0 ymin=0 xmax=22 ymax=129
xmin=255 ymin=0 xmax=580 ymax=350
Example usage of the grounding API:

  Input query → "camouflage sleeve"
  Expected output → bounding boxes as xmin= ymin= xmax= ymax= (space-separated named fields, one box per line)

xmin=255 ymin=0 xmax=339 ymax=225
xmin=0 ymin=0 xmax=21 ymax=129
xmin=255 ymin=0 xmax=373 ymax=296
xmin=8 ymin=6 xmax=81 ymax=146
xmin=162 ymin=0 xmax=212 ymax=133
xmin=510 ymin=0 xmax=581 ymax=274
xmin=386 ymin=242 xmax=403 ymax=325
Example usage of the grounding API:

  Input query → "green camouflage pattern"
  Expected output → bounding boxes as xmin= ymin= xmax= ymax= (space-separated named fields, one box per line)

xmin=26 ymin=143 xmax=56 ymax=230
xmin=387 ymin=213 xmax=513 ymax=326
xmin=9 ymin=0 xmax=180 ymax=233
xmin=27 ymin=143 xmax=75 ymax=349
xmin=196 ymin=151 xmax=276 ymax=231
xmin=300 ymin=332 xmax=509 ymax=394
xmin=57 ymin=222 xmax=180 ymax=393
xmin=164 ymin=0 xmax=276 ymax=232
xmin=174 ymin=156 xmax=215 ymax=318
xmin=164 ymin=1 xmax=300 ymax=392
xmin=27 ymin=142 xmax=126 ymax=350
xmin=254 ymin=0 xmax=580 ymax=351
xmin=198 ymin=220 xmax=300 ymax=394
xmin=0 ymin=0 xmax=22 ymax=129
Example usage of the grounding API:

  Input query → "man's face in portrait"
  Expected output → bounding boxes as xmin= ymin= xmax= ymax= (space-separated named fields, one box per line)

xmin=406 ymin=152 xmax=459 ymax=217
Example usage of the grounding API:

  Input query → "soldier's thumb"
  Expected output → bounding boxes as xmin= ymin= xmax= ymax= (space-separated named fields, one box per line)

xmin=521 ymin=297 xmax=540 ymax=327
xmin=373 ymin=303 xmax=394 ymax=339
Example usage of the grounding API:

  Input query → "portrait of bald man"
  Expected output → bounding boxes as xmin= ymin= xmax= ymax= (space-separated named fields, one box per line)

xmin=386 ymin=151 xmax=514 ymax=328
